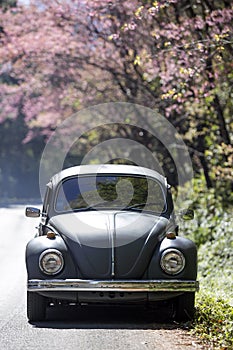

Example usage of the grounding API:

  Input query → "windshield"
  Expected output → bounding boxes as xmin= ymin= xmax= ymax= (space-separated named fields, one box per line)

xmin=55 ymin=175 xmax=166 ymax=214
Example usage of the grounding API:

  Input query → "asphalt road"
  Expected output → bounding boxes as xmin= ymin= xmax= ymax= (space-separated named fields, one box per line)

xmin=0 ymin=206 xmax=203 ymax=350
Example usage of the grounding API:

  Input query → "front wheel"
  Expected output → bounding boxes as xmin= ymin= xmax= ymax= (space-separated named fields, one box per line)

xmin=173 ymin=292 xmax=195 ymax=322
xmin=27 ymin=292 xmax=47 ymax=322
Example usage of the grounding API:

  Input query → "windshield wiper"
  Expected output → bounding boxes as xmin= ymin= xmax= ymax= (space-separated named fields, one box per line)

xmin=124 ymin=202 xmax=163 ymax=211
xmin=73 ymin=201 xmax=112 ymax=211
xmin=73 ymin=201 xmax=164 ymax=212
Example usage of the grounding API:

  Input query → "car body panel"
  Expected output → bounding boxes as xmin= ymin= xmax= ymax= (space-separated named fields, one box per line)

xmin=26 ymin=236 xmax=77 ymax=280
xmin=49 ymin=211 xmax=168 ymax=279
xmin=148 ymin=236 xmax=198 ymax=280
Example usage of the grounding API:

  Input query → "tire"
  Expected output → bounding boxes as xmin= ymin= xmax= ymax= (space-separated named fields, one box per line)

xmin=27 ymin=292 xmax=47 ymax=322
xmin=173 ymin=292 xmax=195 ymax=322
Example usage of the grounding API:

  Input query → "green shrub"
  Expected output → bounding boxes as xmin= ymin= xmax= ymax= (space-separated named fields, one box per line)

xmin=180 ymin=176 xmax=233 ymax=348
xmin=193 ymin=293 xmax=233 ymax=349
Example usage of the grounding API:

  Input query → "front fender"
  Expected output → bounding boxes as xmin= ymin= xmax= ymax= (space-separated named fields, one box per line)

xmin=147 ymin=236 xmax=198 ymax=280
xmin=26 ymin=236 xmax=77 ymax=279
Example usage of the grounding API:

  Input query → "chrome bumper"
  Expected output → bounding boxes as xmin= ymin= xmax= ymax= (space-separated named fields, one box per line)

xmin=28 ymin=279 xmax=199 ymax=293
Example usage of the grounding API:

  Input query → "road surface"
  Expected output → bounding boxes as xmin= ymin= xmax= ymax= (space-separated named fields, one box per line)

xmin=0 ymin=205 xmax=204 ymax=350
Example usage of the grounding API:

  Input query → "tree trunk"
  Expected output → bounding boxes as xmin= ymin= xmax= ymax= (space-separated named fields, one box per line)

xmin=213 ymin=95 xmax=231 ymax=145
xmin=196 ymin=124 xmax=213 ymax=189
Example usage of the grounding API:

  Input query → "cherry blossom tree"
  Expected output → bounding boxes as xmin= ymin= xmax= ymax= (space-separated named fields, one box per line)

xmin=87 ymin=0 xmax=233 ymax=189
xmin=0 ymin=0 xmax=232 ymax=200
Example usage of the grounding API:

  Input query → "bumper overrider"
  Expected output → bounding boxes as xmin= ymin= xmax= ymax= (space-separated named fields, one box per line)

xmin=28 ymin=279 xmax=199 ymax=293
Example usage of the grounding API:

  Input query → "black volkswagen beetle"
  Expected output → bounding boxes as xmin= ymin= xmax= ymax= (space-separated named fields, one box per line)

xmin=25 ymin=164 xmax=198 ymax=322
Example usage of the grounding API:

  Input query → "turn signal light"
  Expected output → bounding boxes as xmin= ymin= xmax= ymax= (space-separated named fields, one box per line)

xmin=46 ymin=231 xmax=56 ymax=239
xmin=166 ymin=232 xmax=176 ymax=239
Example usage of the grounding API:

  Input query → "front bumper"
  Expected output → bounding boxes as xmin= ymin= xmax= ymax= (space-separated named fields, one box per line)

xmin=28 ymin=279 xmax=199 ymax=293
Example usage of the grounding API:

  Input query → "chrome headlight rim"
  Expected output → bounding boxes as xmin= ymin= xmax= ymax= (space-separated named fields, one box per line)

xmin=39 ymin=249 xmax=64 ymax=276
xmin=160 ymin=248 xmax=185 ymax=275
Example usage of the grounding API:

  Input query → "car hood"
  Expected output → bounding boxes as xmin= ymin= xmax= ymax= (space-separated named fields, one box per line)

xmin=49 ymin=211 xmax=168 ymax=279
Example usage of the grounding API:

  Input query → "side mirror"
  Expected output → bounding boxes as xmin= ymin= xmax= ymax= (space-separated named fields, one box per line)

xmin=180 ymin=208 xmax=194 ymax=220
xmin=25 ymin=207 xmax=41 ymax=218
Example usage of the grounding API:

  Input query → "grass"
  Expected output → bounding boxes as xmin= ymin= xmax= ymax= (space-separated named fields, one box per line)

xmin=192 ymin=292 xmax=233 ymax=349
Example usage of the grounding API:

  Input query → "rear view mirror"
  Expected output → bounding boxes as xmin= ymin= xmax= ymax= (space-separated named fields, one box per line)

xmin=25 ymin=207 xmax=41 ymax=218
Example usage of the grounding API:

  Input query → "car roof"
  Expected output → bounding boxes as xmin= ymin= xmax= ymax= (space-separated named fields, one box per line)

xmin=49 ymin=164 xmax=168 ymax=188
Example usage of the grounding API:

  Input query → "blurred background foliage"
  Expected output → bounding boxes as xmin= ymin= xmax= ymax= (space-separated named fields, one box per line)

xmin=0 ymin=0 xmax=232 ymax=203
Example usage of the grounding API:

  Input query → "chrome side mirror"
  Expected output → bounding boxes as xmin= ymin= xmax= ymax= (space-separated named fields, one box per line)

xmin=25 ymin=207 xmax=41 ymax=218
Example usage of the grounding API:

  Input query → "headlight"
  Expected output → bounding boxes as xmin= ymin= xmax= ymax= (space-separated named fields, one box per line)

xmin=160 ymin=249 xmax=185 ymax=275
xmin=39 ymin=249 xmax=64 ymax=275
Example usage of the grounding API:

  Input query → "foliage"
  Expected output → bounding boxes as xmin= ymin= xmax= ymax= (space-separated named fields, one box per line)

xmin=195 ymin=208 xmax=233 ymax=348
xmin=193 ymin=293 xmax=233 ymax=349
xmin=0 ymin=0 xmax=232 ymax=200
xmin=180 ymin=175 xmax=233 ymax=244
xmin=88 ymin=0 xmax=233 ymax=195
xmin=0 ymin=0 xmax=17 ymax=11
xmin=0 ymin=111 xmax=44 ymax=199
xmin=63 ymin=122 xmax=181 ymax=188
xmin=197 ymin=215 xmax=233 ymax=286
xmin=180 ymin=176 xmax=233 ymax=348
xmin=182 ymin=175 xmax=233 ymax=300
